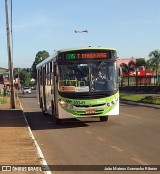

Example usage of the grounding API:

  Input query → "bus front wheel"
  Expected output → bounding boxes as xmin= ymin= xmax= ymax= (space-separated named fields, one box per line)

xmin=54 ymin=117 xmax=61 ymax=125
xmin=99 ymin=116 xmax=108 ymax=122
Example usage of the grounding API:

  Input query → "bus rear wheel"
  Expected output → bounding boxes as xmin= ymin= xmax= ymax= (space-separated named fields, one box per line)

xmin=40 ymin=98 xmax=46 ymax=116
xmin=99 ymin=116 xmax=108 ymax=122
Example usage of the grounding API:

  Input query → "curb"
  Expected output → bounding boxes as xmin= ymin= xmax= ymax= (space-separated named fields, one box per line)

xmin=120 ymin=100 xmax=160 ymax=109
xmin=19 ymin=102 xmax=52 ymax=174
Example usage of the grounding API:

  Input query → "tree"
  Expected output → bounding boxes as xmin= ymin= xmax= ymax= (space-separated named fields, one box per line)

xmin=19 ymin=71 xmax=31 ymax=87
xmin=148 ymin=50 xmax=160 ymax=71
xmin=135 ymin=58 xmax=146 ymax=68
xmin=146 ymin=59 xmax=153 ymax=70
xmin=31 ymin=50 xmax=49 ymax=79
xmin=128 ymin=60 xmax=136 ymax=71
xmin=13 ymin=67 xmax=22 ymax=78
xmin=148 ymin=49 xmax=160 ymax=86
xmin=120 ymin=63 xmax=128 ymax=74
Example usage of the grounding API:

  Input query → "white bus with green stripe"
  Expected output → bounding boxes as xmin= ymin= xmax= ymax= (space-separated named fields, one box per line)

xmin=36 ymin=47 xmax=119 ymax=124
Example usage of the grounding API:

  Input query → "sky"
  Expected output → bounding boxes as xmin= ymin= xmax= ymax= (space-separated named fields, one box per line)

xmin=0 ymin=0 xmax=160 ymax=68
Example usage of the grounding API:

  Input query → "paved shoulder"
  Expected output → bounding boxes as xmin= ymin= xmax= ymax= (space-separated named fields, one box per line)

xmin=0 ymin=109 xmax=43 ymax=173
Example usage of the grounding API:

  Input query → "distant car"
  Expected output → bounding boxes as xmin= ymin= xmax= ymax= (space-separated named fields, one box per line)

xmin=22 ymin=87 xmax=31 ymax=94
xmin=30 ymin=86 xmax=36 ymax=90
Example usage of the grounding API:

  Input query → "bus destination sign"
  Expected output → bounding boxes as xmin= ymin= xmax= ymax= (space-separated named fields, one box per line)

xmin=65 ymin=52 xmax=110 ymax=59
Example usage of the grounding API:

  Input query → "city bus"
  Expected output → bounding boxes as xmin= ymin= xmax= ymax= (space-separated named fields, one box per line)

xmin=36 ymin=47 xmax=119 ymax=124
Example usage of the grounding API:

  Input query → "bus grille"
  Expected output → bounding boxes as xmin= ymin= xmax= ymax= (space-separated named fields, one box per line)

xmin=74 ymin=103 xmax=105 ymax=108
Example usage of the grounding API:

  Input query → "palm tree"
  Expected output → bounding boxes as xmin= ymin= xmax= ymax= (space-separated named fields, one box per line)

xmin=148 ymin=49 xmax=160 ymax=86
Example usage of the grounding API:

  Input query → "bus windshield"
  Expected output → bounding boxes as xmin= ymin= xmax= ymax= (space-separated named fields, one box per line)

xmin=58 ymin=61 xmax=118 ymax=93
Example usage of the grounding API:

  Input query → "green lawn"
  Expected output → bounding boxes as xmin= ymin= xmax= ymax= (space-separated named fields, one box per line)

xmin=0 ymin=94 xmax=7 ymax=104
xmin=120 ymin=93 xmax=160 ymax=105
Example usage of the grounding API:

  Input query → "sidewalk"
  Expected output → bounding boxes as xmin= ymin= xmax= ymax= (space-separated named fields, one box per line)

xmin=0 ymin=98 xmax=44 ymax=173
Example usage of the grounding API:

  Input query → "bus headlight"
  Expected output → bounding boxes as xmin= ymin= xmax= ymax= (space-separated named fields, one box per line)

xmin=59 ymin=99 xmax=65 ymax=105
xmin=59 ymin=99 xmax=73 ymax=109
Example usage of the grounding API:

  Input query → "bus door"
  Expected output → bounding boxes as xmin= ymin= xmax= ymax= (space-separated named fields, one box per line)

xmin=37 ymin=69 xmax=41 ymax=104
xmin=42 ymin=66 xmax=47 ymax=111
xmin=53 ymin=63 xmax=58 ymax=117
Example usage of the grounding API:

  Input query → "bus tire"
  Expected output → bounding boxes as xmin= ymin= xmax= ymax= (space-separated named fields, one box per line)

xmin=42 ymin=110 xmax=46 ymax=116
xmin=51 ymin=100 xmax=55 ymax=116
xmin=54 ymin=117 xmax=61 ymax=125
xmin=99 ymin=116 xmax=108 ymax=122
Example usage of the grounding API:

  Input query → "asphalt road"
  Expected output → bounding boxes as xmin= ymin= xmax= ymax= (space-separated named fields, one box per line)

xmin=18 ymin=90 xmax=160 ymax=174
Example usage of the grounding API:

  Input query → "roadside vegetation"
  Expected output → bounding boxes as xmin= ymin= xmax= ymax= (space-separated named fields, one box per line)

xmin=0 ymin=94 xmax=7 ymax=105
xmin=120 ymin=92 xmax=160 ymax=105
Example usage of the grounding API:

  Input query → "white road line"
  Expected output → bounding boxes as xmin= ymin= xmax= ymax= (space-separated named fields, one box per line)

xmin=111 ymin=146 xmax=124 ymax=152
xmin=85 ymin=130 xmax=92 ymax=134
xmin=121 ymin=112 xmax=142 ymax=119
xmin=131 ymin=157 xmax=148 ymax=165
xmin=95 ymin=137 xmax=105 ymax=142
xmin=20 ymin=103 xmax=52 ymax=174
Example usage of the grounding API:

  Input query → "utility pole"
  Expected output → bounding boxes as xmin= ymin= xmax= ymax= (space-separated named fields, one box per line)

xmin=5 ymin=0 xmax=15 ymax=109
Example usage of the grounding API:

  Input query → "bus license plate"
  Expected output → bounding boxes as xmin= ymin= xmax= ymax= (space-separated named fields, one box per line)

xmin=85 ymin=109 xmax=95 ymax=114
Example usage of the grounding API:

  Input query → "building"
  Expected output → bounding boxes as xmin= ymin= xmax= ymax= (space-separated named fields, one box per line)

xmin=117 ymin=57 xmax=137 ymax=66
xmin=0 ymin=67 xmax=9 ymax=93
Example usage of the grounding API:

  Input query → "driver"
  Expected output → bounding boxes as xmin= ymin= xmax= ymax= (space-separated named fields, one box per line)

xmin=94 ymin=70 xmax=105 ymax=81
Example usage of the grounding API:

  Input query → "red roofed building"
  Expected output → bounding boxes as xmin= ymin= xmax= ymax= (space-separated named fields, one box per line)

xmin=117 ymin=57 xmax=136 ymax=66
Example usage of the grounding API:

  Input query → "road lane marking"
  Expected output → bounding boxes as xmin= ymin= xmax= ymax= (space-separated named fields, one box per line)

xmin=131 ymin=157 xmax=148 ymax=165
xmin=111 ymin=146 xmax=124 ymax=152
xmin=121 ymin=112 xmax=142 ymax=119
xmin=85 ymin=130 xmax=92 ymax=134
xmin=95 ymin=137 xmax=105 ymax=142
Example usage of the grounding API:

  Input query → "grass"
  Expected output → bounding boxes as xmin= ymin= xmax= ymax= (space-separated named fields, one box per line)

xmin=0 ymin=94 xmax=7 ymax=105
xmin=1 ymin=92 xmax=160 ymax=106
xmin=120 ymin=93 xmax=160 ymax=105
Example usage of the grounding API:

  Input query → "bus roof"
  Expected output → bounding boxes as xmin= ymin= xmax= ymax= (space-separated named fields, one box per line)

xmin=36 ymin=47 xmax=116 ymax=69
xmin=57 ymin=47 xmax=116 ymax=53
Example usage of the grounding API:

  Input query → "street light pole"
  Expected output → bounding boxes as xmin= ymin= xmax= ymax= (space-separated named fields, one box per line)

xmin=74 ymin=30 xmax=88 ymax=47
xmin=5 ymin=0 xmax=15 ymax=109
